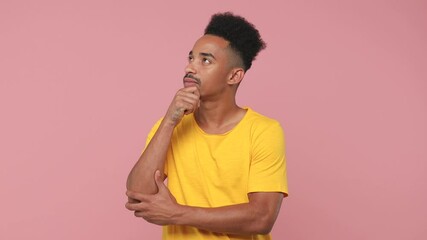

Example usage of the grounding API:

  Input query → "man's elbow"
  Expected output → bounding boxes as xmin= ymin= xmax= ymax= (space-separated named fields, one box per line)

xmin=251 ymin=214 xmax=276 ymax=235
xmin=255 ymin=220 xmax=274 ymax=235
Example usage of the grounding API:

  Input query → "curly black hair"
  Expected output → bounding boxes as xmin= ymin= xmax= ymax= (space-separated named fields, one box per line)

xmin=204 ymin=12 xmax=266 ymax=71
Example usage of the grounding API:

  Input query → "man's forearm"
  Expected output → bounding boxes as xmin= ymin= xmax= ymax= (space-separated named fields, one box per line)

xmin=126 ymin=86 xmax=200 ymax=195
xmin=178 ymin=204 xmax=268 ymax=235
xmin=174 ymin=193 xmax=283 ymax=235
xmin=126 ymin=120 xmax=175 ymax=195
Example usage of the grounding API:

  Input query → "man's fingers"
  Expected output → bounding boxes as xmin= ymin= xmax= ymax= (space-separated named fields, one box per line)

xmin=166 ymin=86 xmax=201 ymax=125
xmin=125 ymin=202 xmax=137 ymax=211
xmin=176 ymin=90 xmax=199 ymax=109
xmin=126 ymin=190 xmax=151 ymax=202
xmin=125 ymin=201 xmax=147 ymax=212
xmin=177 ymin=91 xmax=200 ymax=103
xmin=126 ymin=190 xmax=139 ymax=199
xmin=181 ymin=86 xmax=199 ymax=93
xmin=178 ymin=102 xmax=197 ymax=115
xmin=179 ymin=87 xmax=200 ymax=101
xmin=180 ymin=92 xmax=200 ymax=114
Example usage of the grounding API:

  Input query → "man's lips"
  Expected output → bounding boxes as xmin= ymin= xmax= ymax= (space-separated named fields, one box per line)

xmin=183 ymin=74 xmax=200 ymax=85
xmin=183 ymin=78 xmax=199 ymax=84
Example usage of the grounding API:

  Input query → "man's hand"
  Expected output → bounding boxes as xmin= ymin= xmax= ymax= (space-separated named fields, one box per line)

xmin=165 ymin=86 xmax=200 ymax=126
xmin=125 ymin=170 xmax=182 ymax=225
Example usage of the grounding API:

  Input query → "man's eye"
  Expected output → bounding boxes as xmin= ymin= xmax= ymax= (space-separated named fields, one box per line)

xmin=202 ymin=58 xmax=211 ymax=64
xmin=188 ymin=56 xmax=193 ymax=62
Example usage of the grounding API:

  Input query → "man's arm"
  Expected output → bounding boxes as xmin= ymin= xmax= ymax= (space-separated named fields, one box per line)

xmin=126 ymin=120 xmax=173 ymax=195
xmin=126 ymin=86 xmax=200 ymax=196
xmin=183 ymin=192 xmax=283 ymax=235
xmin=126 ymin=170 xmax=284 ymax=235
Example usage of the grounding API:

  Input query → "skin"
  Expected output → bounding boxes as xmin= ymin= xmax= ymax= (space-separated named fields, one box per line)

xmin=126 ymin=34 xmax=284 ymax=235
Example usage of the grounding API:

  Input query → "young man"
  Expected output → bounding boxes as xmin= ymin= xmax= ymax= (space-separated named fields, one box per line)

xmin=126 ymin=12 xmax=288 ymax=240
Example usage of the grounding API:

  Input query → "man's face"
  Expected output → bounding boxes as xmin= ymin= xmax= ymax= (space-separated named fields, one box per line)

xmin=184 ymin=34 xmax=234 ymax=100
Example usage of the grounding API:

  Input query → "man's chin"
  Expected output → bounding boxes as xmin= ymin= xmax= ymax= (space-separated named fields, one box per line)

xmin=183 ymin=82 xmax=199 ymax=88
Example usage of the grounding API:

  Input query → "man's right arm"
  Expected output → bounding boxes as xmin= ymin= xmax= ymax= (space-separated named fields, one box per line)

xmin=126 ymin=86 xmax=200 ymax=198
xmin=126 ymin=120 xmax=174 ymax=196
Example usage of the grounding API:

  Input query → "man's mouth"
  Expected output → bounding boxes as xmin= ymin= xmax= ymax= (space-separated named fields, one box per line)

xmin=183 ymin=74 xmax=201 ymax=85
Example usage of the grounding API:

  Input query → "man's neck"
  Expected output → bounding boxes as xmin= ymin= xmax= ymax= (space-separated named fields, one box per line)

xmin=195 ymin=100 xmax=246 ymax=134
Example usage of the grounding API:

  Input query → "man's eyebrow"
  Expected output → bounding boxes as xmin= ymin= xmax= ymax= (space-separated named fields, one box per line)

xmin=188 ymin=51 xmax=216 ymax=60
xmin=200 ymin=52 xmax=216 ymax=60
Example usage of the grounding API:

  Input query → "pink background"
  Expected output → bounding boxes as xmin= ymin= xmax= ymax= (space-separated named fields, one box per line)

xmin=1 ymin=1 xmax=426 ymax=239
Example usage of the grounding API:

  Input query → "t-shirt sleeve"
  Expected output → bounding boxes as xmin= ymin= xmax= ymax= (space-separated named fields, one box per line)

xmin=248 ymin=121 xmax=288 ymax=196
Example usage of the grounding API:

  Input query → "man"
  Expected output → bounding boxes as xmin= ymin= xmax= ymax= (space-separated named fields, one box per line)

xmin=126 ymin=12 xmax=288 ymax=240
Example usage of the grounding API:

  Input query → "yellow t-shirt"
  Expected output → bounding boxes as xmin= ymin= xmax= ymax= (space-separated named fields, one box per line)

xmin=145 ymin=108 xmax=288 ymax=240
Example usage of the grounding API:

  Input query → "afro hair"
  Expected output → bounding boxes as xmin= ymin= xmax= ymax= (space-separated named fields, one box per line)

xmin=204 ymin=12 xmax=266 ymax=71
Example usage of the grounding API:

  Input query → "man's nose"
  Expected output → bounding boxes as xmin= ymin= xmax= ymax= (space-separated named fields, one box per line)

xmin=185 ymin=61 xmax=196 ymax=74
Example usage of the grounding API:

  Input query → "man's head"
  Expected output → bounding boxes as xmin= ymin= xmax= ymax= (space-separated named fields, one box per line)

xmin=204 ymin=12 xmax=266 ymax=71
xmin=184 ymin=12 xmax=265 ymax=100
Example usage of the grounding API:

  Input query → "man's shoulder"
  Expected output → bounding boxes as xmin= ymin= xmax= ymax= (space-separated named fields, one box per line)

xmin=244 ymin=107 xmax=282 ymax=129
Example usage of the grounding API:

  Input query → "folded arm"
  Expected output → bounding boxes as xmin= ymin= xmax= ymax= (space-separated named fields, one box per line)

xmin=126 ymin=171 xmax=284 ymax=235
xmin=179 ymin=192 xmax=284 ymax=235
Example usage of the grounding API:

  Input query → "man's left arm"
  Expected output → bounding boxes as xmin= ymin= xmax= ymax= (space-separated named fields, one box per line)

xmin=125 ymin=170 xmax=284 ymax=235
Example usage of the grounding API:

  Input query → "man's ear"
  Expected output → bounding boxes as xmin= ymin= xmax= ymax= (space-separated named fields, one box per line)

xmin=227 ymin=68 xmax=245 ymax=86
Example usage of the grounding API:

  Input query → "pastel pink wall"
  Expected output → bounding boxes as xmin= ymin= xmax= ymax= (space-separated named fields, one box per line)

xmin=1 ymin=1 xmax=426 ymax=239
